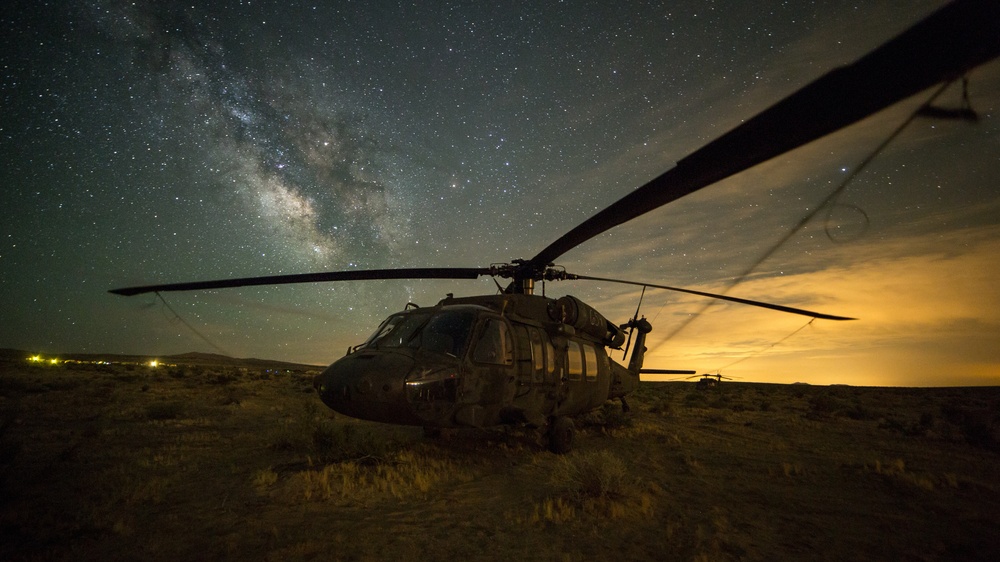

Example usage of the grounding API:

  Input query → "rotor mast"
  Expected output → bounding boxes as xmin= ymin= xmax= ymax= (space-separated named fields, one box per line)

xmin=498 ymin=259 xmax=546 ymax=295
xmin=519 ymin=277 xmax=535 ymax=295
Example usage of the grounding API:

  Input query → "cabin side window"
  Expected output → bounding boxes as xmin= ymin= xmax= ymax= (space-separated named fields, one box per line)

xmin=545 ymin=340 xmax=556 ymax=382
xmin=566 ymin=341 xmax=583 ymax=381
xmin=583 ymin=344 xmax=598 ymax=382
xmin=528 ymin=328 xmax=544 ymax=383
xmin=472 ymin=318 xmax=514 ymax=365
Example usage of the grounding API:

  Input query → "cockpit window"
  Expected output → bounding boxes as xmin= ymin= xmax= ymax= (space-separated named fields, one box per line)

xmin=420 ymin=311 xmax=476 ymax=357
xmin=360 ymin=310 xmax=477 ymax=356
xmin=472 ymin=317 xmax=513 ymax=365
xmin=360 ymin=312 xmax=429 ymax=349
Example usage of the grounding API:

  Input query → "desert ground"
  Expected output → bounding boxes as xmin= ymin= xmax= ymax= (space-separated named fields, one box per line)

xmin=1 ymin=352 xmax=998 ymax=561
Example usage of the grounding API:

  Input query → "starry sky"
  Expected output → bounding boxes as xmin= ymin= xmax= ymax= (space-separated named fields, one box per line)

xmin=2 ymin=0 xmax=998 ymax=386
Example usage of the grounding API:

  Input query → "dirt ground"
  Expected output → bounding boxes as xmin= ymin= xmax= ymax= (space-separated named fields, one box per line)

xmin=2 ymin=358 xmax=999 ymax=561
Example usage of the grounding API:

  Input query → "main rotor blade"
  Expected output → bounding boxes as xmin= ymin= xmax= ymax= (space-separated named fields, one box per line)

xmin=528 ymin=0 xmax=1000 ymax=268
xmin=567 ymin=274 xmax=855 ymax=321
xmin=109 ymin=267 xmax=491 ymax=297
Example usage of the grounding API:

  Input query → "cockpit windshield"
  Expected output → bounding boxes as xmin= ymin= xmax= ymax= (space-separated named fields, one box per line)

xmin=360 ymin=309 xmax=477 ymax=357
xmin=420 ymin=310 xmax=476 ymax=357
xmin=360 ymin=312 xmax=429 ymax=349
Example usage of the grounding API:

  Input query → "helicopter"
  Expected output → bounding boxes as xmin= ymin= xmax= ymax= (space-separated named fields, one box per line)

xmin=687 ymin=374 xmax=734 ymax=391
xmin=110 ymin=1 xmax=999 ymax=453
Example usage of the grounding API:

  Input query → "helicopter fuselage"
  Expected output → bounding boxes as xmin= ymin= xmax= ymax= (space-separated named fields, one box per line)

xmin=313 ymin=293 xmax=648 ymax=429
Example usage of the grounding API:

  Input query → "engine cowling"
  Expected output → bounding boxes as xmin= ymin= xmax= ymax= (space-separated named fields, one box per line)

xmin=549 ymin=295 xmax=626 ymax=347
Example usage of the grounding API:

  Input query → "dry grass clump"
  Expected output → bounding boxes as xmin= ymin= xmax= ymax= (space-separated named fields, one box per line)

xmin=646 ymin=396 xmax=673 ymax=416
xmin=311 ymin=420 xmax=392 ymax=462
xmin=781 ymin=461 xmax=803 ymax=477
xmin=683 ymin=391 xmax=709 ymax=408
xmin=551 ymin=449 xmax=631 ymax=500
xmin=252 ymin=467 xmax=279 ymax=491
xmin=267 ymin=406 xmax=400 ymax=464
xmin=281 ymin=447 xmax=473 ymax=502
xmin=867 ymin=458 xmax=936 ymax=491
xmin=512 ymin=450 xmax=655 ymax=525
xmin=526 ymin=496 xmax=577 ymax=524
xmin=837 ymin=457 xmax=949 ymax=493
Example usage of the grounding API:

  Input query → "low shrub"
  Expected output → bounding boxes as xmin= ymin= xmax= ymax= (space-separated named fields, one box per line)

xmin=312 ymin=422 xmax=391 ymax=462
xmin=550 ymin=450 xmax=631 ymax=501
xmin=144 ymin=401 xmax=186 ymax=420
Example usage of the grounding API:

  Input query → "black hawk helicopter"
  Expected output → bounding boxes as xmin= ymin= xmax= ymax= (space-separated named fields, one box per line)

xmin=110 ymin=0 xmax=999 ymax=453
xmin=685 ymin=374 xmax=735 ymax=391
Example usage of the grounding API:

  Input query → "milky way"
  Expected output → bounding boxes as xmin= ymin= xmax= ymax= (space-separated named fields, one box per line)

xmin=2 ymin=1 xmax=999 ymax=385
xmin=88 ymin=1 xmax=405 ymax=266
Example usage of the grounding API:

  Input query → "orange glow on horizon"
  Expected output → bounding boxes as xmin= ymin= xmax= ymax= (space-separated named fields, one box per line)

xmin=639 ymin=227 xmax=1000 ymax=387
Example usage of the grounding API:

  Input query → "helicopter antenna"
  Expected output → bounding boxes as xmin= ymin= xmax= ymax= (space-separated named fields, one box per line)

xmin=622 ymin=285 xmax=647 ymax=360
xmin=490 ymin=276 xmax=505 ymax=294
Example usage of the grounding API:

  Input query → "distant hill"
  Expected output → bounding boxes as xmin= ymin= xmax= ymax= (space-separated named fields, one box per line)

xmin=0 ymin=348 xmax=321 ymax=371
xmin=0 ymin=348 xmax=37 ymax=361
xmin=165 ymin=352 xmax=322 ymax=371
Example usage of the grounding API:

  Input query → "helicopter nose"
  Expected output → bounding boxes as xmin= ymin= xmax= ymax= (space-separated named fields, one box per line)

xmin=314 ymin=351 xmax=423 ymax=425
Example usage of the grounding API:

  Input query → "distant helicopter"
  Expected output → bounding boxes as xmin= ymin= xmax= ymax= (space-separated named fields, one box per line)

xmin=688 ymin=373 xmax=734 ymax=391
xmin=110 ymin=1 xmax=998 ymax=452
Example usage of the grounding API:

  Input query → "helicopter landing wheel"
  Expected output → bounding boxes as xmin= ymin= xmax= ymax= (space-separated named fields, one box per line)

xmin=547 ymin=416 xmax=575 ymax=454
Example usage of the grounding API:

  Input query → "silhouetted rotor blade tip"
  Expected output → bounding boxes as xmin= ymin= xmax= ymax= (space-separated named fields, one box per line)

xmin=569 ymin=273 xmax=856 ymax=320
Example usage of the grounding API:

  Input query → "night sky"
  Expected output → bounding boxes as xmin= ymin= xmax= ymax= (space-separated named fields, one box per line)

xmin=2 ymin=1 xmax=998 ymax=386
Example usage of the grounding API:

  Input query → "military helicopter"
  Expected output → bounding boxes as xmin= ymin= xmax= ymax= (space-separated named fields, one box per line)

xmin=688 ymin=374 xmax=734 ymax=391
xmin=110 ymin=1 xmax=998 ymax=453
